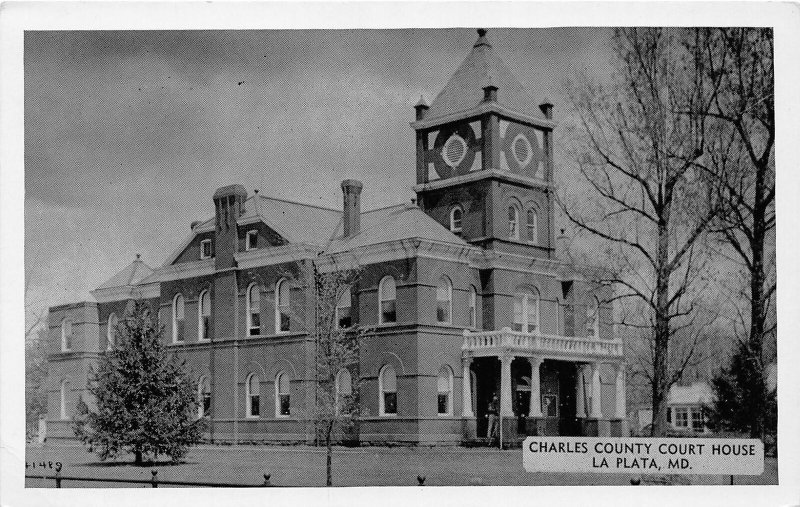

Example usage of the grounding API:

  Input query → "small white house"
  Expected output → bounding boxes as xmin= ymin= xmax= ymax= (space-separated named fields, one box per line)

xmin=667 ymin=382 xmax=715 ymax=433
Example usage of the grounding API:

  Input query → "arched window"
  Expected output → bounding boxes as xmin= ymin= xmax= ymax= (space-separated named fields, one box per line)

xmin=436 ymin=276 xmax=452 ymax=324
xmin=107 ymin=313 xmax=118 ymax=349
xmin=378 ymin=276 xmax=397 ymax=324
xmin=275 ymin=279 xmax=290 ymax=333
xmin=526 ymin=208 xmax=538 ymax=244
xmin=513 ymin=288 xmax=540 ymax=333
xmin=508 ymin=205 xmax=520 ymax=240
xmin=61 ymin=318 xmax=73 ymax=351
xmin=379 ymin=365 xmax=397 ymax=416
xmin=60 ymin=379 xmax=70 ymax=419
xmin=275 ymin=372 xmax=291 ymax=417
xmin=437 ymin=365 xmax=454 ymax=416
xmin=587 ymin=297 xmax=600 ymax=338
xmin=247 ymin=283 xmax=261 ymax=336
xmin=173 ymin=294 xmax=185 ymax=343
xmin=449 ymin=206 xmax=463 ymax=236
xmin=197 ymin=376 xmax=211 ymax=418
xmin=198 ymin=290 xmax=211 ymax=341
xmin=335 ymin=368 xmax=353 ymax=415
xmin=246 ymin=373 xmax=260 ymax=417
xmin=469 ymin=286 xmax=478 ymax=329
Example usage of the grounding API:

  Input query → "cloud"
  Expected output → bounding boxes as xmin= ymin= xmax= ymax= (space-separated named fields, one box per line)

xmin=25 ymin=28 xmax=613 ymax=309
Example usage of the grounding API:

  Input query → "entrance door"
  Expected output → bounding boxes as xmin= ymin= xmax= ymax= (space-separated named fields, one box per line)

xmin=557 ymin=363 xmax=581 ymax=436
xmin=472 ymin=357 xmax=499 ymax=438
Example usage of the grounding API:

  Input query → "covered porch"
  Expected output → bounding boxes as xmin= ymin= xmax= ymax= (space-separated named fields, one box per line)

xmin=460 ymin=327 xmax=627 ymax=442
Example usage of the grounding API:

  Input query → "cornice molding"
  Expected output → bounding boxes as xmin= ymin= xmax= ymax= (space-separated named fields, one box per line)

xmin=235 ymin=243 xmax=320 ymax=270
xmin=410 ymin=102 xmax=556 ymax=131
xmin=413 ymin=168 xmax=553 ymax=194
xmin=90 ymin=282 xmax=160 ymax=303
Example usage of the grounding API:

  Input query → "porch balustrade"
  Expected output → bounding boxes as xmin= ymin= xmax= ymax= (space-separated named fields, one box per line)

xmin=462 ymin=327 xmax=624 ymax=361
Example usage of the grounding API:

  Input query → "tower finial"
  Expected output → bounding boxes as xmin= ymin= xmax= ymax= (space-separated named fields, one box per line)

xmin=474 ymin=28 xmax=491 ymax=48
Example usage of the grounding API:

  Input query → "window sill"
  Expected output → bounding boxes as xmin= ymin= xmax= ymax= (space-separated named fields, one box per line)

xmin=378 ymin=413 xmax=398 ymax=418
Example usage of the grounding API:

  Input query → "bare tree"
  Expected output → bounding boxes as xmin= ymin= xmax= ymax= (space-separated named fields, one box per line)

xmin=309 ymin=263 xmax=364 ymax=487
xmin=561 ymin=28 xmax=721 ymax=436
xmin=25 ymin=275 xmax=49 ymax=437
xmin=692 ymin=28 xmax=775 ymax=439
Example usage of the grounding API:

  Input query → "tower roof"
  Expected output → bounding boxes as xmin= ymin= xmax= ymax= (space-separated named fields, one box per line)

xmin=95 ymin=254 xmax=154 ymax=290
xmin=424 ymin=29 xmax=546 ymax=123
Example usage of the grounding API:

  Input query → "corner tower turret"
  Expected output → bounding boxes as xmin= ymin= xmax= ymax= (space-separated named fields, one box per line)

xmin=412 ymin=29 xmax=556 ymax=258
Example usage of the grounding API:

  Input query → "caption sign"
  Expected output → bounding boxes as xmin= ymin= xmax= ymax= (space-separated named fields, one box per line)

xmin=523 ymin=437 xmax=763 ymax=475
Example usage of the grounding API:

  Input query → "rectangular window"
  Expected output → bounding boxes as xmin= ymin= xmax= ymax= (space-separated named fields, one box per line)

xmin=249 ymin=312 xmax=260 ymax=336
xmin=381 ymin=300 xmax=396 ymax=324
xmin=336 ymin=306 xmax=351 ymax=328
xmin=200 ymin=239 xmax=212 ymax=259
xmin=513 ymin=297 xmax=524 ymax=332
xmin=383 ymin=392 xmax=397 ymax=415
xmin=246 ymin=230 xmax=258 ymax=251
xmin=202 ymin=393 xmax=211 ymax=416
xmin=202 ymin=316 xmax=210 ymax=340
xmin=250 ymin=396 xmax=260 ymax=417
xmin=176 ymin=320 xmax=185 ymax=342
xmin=691 ymin=408 xmax=704 ymax=431
xmin=675 ymin=407 xmax=689 ymax=428
xmin=437 ymin=393 xmax=449 ymax=415
xmin=279 ymin=395 xmax=290 ymax=416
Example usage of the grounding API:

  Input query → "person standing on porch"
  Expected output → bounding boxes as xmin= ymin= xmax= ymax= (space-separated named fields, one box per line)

xmin=487 ymin=393 xmax=500 ymax=443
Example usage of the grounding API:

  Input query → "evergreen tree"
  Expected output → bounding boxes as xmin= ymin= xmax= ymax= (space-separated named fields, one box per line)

xmin=73 ymin=300 xmax=204 ymax=464
xmin=706 ymin=340 xmax=776 ymax=438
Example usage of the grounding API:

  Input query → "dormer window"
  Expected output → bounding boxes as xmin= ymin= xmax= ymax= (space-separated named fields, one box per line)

xmin=200 ymin=239 xmax=212 ymax=259
xmin=449 ymin=206 xmax=463 ymax=236
xmin=246 ymin=230 xmax=258 ymax=251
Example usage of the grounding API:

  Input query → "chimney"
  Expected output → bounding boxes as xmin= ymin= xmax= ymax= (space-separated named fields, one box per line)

xmin=341 ymin=179 xmax=363 ymax=238
xmin=539 ymin=99 xmax=554 ymax=120
xmin=212 ymin=184 xmax=248 ymax=269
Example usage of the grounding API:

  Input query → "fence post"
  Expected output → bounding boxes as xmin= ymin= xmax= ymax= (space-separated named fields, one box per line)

xmin=55 ymin=462 xmax=62 ymax=488
xmin=263 ymin=474 xmax=271 ymax=487
xmin=151 ymin=470 xmax=158 ymax=488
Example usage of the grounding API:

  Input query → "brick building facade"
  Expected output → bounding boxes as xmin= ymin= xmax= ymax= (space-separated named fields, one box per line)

xmin=46 ymin=29 xmax=627 ymax=445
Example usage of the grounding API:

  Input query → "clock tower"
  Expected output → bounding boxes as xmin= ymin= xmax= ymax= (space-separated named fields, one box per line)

xmin=412 ymin=29 xmax=556 ymax=259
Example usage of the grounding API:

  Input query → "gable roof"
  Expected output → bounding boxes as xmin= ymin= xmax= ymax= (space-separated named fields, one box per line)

xmin=249 ymin=194 xmax=342 ymax=246
xmin=96 ymin=256 xmax=154 ymax=290
xmin=324 ymin=203 xmax=468 ymax=254
xmin=425 ymin=29 xmax=546 ymax=123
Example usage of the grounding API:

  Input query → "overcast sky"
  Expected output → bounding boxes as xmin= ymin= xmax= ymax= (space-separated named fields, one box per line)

xmin=25 ymin=28 xmax=614 ymax=313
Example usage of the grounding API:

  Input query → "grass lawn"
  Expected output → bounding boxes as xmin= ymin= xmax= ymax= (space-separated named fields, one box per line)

xmin=25 ymin=442 xmax=778 ymax=488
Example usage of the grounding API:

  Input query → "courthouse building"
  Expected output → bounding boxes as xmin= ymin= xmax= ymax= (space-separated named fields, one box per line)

xmin=46 ymin=29 xmax=627 ymax=445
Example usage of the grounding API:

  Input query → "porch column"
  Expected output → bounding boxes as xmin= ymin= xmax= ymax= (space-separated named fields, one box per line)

xmin=500 ymin=354 xmax=514 ymax=416
xmin=575 ymin=364 xmax=586 ymax=418
xmin=462 ymin=357 xmax=474 ymax=417
xmin=614 ymin=363 xmax=626 ymax=418
xmin=589 ymin=362 xmax=603 ymax=418
xmin=528 ymin=357 xmax=543 ymax=418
